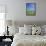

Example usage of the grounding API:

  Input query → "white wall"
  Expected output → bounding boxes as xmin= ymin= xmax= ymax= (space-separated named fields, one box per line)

xmin=0 ymin=0 xmax=46 ymax=22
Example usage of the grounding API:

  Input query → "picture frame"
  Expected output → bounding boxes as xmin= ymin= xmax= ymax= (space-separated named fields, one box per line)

xmin=26 ymin=3 xmax=36 ymax=16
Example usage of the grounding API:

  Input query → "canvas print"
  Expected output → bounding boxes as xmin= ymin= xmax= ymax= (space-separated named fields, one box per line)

xmin=26 ymin=3 xmax=36 ymax=16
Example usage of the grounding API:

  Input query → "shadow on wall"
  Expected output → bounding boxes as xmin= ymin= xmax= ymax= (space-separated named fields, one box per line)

xmin=5 ymin=20 xmax=46 ymax=27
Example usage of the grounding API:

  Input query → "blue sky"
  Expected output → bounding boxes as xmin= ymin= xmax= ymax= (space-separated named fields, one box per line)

xmin=26 ymin=3 xmax=36 ymax=11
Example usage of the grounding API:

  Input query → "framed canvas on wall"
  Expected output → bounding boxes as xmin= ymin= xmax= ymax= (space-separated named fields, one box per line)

xmin=26 ymin=3 xmax=36 ymax=16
